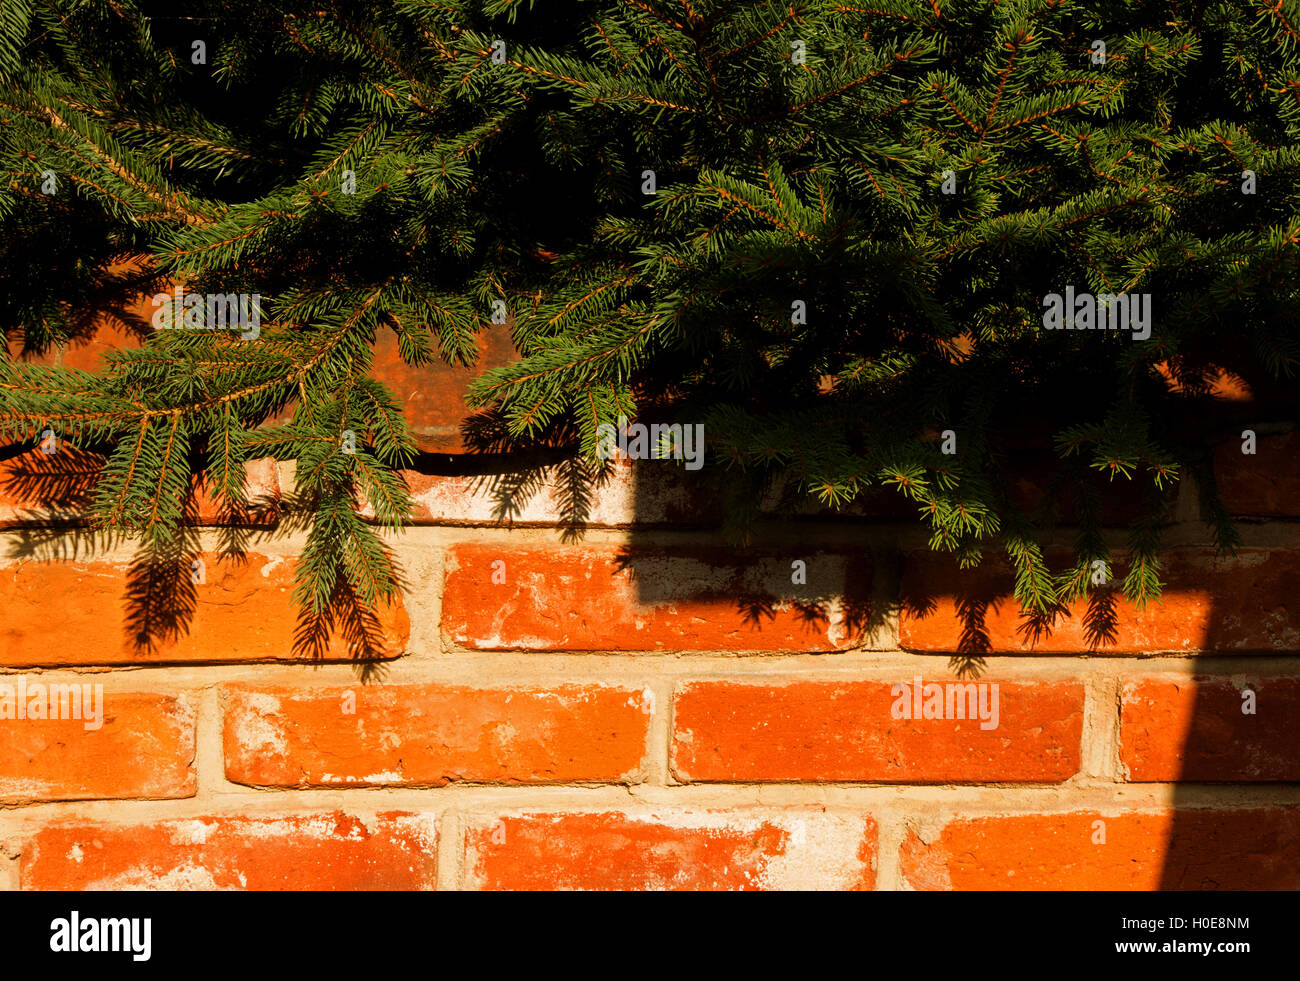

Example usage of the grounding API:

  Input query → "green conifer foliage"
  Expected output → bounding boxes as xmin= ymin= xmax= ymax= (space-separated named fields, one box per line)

xmin=2 ymin=2 xmax=1297 ymax=648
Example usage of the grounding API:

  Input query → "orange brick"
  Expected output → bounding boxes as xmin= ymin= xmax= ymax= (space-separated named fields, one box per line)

xmin=370 ymin=323 xmax=517 ymax=453
xmin=223 ymin=684 xmax=652 ymax=787
xmin=185 ymin=457 xmax=281 ymax=524
xmin=0 ymin=448 xmax=279 ymax=527
xmin=0 ymin=691 xmax=194 ymax=804
xmin=10 ymin=254 xmax=510 ymax=465
xmin=672 ymin=680 xmax=1083 ymax=783
xmin=21 ymin=812 xmax=436 ymax=890
xmin=442 ymin=545 xmax=872 ymax=651
xmin=1120 ymin=677 xmax=1300 ymax=781
xmin=899 ymin=547 xmax=1300 ymax=653
xmin=58 ymin=319 xmax=145 ymax=371
xmin=901 ymin=809 xmax=1300 ymax=890
xmin=0 ymin=552 xmax=408 ymax=665
xmin=54 ymin=256 xmax=158 ymax=372
xmin=4 ymin=328 xmax=59 ymax=365
xmin=464 ymin=810 xmax=876 ymax=890
xmin=0 ymin=444 xmax=100 ymax=527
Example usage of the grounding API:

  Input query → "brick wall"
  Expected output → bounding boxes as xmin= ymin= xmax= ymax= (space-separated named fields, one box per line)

xmin=2 ymin=309 xmax=1298 ymax=891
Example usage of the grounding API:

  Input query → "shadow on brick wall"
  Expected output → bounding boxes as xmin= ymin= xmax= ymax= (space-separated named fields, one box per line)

xmin=450 ymin=404 xmax=888 ymax=654
xmin=896 ymin=424 xmax=1300 ymax=889
xmin=4 ymin=287 xmax=1299 ymax=888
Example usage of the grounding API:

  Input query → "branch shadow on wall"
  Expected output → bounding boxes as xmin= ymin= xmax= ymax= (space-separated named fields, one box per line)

xmin=0 ymin=441 xmax=388 ymax=670
xmin=454 ymin=405 xmax=888 ymax=653
xmin=898 ymin=517 xmax=1299 ymax=891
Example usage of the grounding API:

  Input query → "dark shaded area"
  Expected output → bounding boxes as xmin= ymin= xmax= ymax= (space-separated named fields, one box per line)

xmin=123 ymin=526 xmax=203 ymax=658
xmin=1 ymin=256 xmax=161 ymax=361
xmin=292 ymin=578 xmax=397 ymax=685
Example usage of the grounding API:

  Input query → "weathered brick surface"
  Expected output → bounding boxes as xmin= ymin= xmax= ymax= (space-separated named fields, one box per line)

xmin=2 ymin=259 xmax=513 ymax=459
xmin=672 ymin=680 xmax=1083 ymax=783
xmin=900 ymin=547 xmax=1300 ymax=653
xmin=0 ymin=449 xmax=279 ymax=527
xmin=58 ymin=318 xmax=146 ymax=371
xmin=224 ymin=684 xmax=652 ymax=786
xmin=362 ymin=458 xmax=720 ymax=526
xmin=1120 ymin=677 xmax=1300 ymax=782
xmin=21 ymin=812 xmax=437 ymax=890
xmin=185 ymin=457 xmax=281 ymax=524
xmin=5 ymin=279 xmax=1299 ymax=891
xmin=0 ymin=444 xmax=102 ymax=527
xmin=0 ymin=552 xmax=408 ymax=665
xmin=901 ymin=809 xmax=1300 ymax=890
xmin=464 ymin=810 xmax=876 ymax=890
xmin=369 ymin=322 xmax=517 ymax=452
xmin=0 ymin=692 xmax=194 ymax=804
xmin=442 ymin=544 xmax=872 ymax=652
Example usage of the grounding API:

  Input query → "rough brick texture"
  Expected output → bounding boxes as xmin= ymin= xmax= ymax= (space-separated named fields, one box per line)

xmin=0 ymin=692 xmax=195 ymax=804
xmin=370 ymin=323 xmax=516 ymax=452
xmin=1120 ymin=677 xmax=1300 ymax=782
xmin=4 ymin=302 xmax=1297 ymax=891
xmin=464 ymin=810 xmax=876 ymax=890
xmin=901 ymin=809 xmax=1300 ymax=890
xmin=361 ymin=459 xmax=720 ymax=527
xmin=0 ymin=552 xmax=408 ymax=665
xmin=442 ymin=544 xmax=872 ymax=651
xmin=900 ymin=547 xmax=1300 ymax=653
xmin=20 ymin=812 xmax=437 ymax=890
xmin=223 ymin=684 xmax=652 ymax=787
xmin=672 ymin=680 xmax=1083 ymax=783
xmin=0 ymin=448 xmax=280 ymax=527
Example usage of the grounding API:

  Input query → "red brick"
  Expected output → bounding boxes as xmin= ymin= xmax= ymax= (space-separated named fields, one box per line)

xmin=899 ymin=547 xmax=1300 ymax=653
xmin=442 ymin=545 xmax=872 ymax=652
xmin=10 ymin=255 xmax=512 ymax=462
xmin=0 ymin=552 xmax=408 ymax=665
xmin=370 ymin=323 xmax=517 ymax=453
xmin=0 ymin=444 xmax=101 ymax=526
xmin=58 ymin=318 xmax=145 ymax=371
xmin=21 ymin=811 xmax=436 ymax=890
xmin=3 ymin=256 xmax=158 ymax=372
xmin=185 ymin=457 xmax=281 ymax=524
xmin=1120 ymin=677 xmax=1300 ymax=781
xmin=224 ymin=684 xmax=652 ymax=787
xmin=0 ymin=691 xmax=194 ymax=804
xmin=902 ymin=809 xmax=1300 ymax=890
xmin=672 ymin=680 xmax=1083 ymax=783
xmin=464 ymin=810 xmax=875 ymax=890
xmin=380 ymin=455 xmax=928 ymax=528
xmin=0 ymin=448 xmax=279 ymax=527
xmin=54 ymin=256 xmax=159 ymax=371
xmin=1213 ymin=431 xmax=1300 ymax=517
